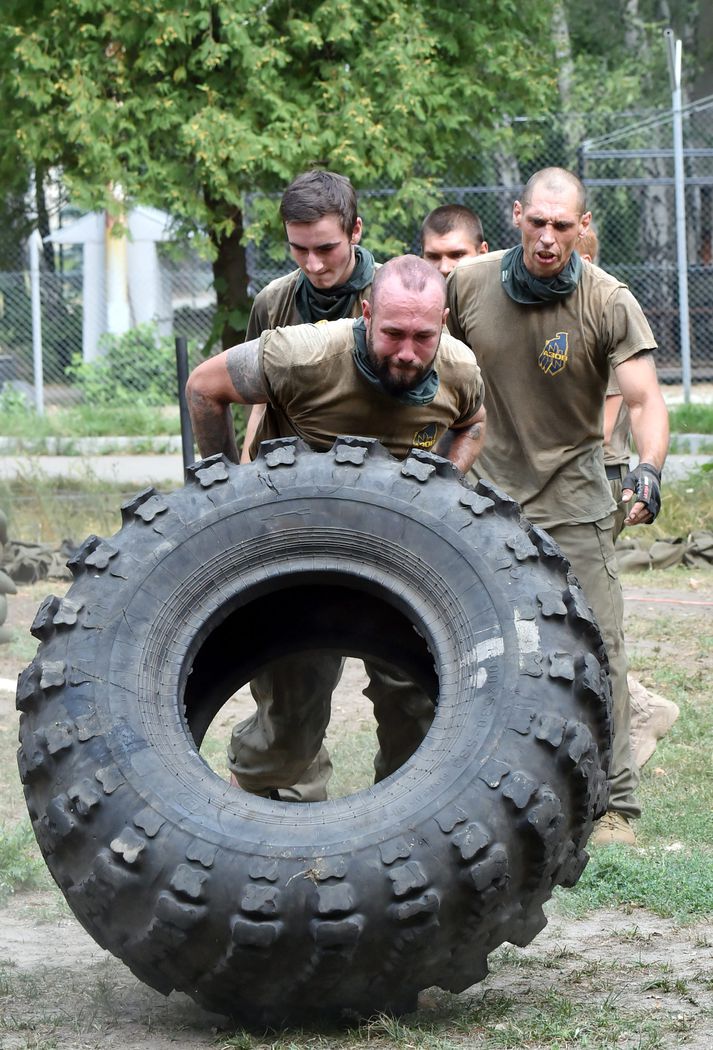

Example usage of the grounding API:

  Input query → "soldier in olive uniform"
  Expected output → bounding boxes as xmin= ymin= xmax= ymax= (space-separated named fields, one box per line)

xmin=446 ymin=167 xmax=670 ymax=846
xmin=188 ymin=255 xmax=485 ymax=801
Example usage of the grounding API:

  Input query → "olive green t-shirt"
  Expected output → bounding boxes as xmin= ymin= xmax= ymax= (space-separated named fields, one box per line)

xmin=447 ymin=251 xmax=656 ymax=528
xmin=246 ymin=268 xmax=375 ymax=451
xmin=256 ymin=318 xmax=483 ymax=461
xmin=246 ymin=269 xmax=372 ymax=340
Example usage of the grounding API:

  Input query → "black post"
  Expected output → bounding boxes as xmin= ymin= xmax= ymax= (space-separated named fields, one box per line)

xmin=175 ymin=336 xmax=195 ymax=471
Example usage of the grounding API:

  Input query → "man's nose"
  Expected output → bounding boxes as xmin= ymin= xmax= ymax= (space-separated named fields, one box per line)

xmin=438 ymin=259 xmax=452 ymax=277
xmin=306 ymin=252 xmax=325 ymax=272
xmin=395 ymin=341 xmax=418 ymax=362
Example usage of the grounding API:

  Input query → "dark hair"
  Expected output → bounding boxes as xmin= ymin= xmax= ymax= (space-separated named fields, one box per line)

xmin=521 ymin=167 xmax=587 ymax=214
xmin=370 ymin=255 xmax=446 ymax=309
xmin=421 ymin=204 xmax=484 ymax=247
xmin=279 ymin=170 xmax=358 ymax=234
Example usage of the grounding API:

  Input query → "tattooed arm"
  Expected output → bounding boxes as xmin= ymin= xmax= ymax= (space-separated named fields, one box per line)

xmin=435 ymin=404 xmax=486 ymax=472
xmin=186 ymin=340 xmax=267 ymax=463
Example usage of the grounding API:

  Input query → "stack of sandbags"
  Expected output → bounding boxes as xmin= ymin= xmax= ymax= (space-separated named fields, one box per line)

xmin=0 ymin=509 xmax=17 ymax=644
xmin=615 ymin=529 xmax=713 ymax=572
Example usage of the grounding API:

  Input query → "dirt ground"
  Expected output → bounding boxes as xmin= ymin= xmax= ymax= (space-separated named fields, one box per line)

xmin=1 ymin=575 xmax=712 ymax=1049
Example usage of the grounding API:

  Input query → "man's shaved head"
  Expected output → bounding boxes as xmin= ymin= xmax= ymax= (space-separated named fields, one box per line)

xmin=361 ymin=255 xmax=447 ymax=396
xmin=521 ymin=167 xmax=587 ymax=215
xmin=370 ymin=254 xmax=446 ymax=312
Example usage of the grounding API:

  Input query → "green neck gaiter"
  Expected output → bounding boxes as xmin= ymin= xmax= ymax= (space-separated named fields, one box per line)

xmin=351 ymin=317 xmax=440 ymax=406
xmin=295 ymin=245 xmax=376 ymax=323
xmin=501 ymin=244 xmax=582 ymax=305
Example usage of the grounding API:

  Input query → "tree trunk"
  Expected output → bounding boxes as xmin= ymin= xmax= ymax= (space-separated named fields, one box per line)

xmin=491 ymin=143 xmax=522 ymax=247
xmin=205 ymin=191 xmax=252 ymax=350
xmin=34 ymin=166 xmax=55 ymax=274
xmin=551 ymin=1 xmax=583 ymax=158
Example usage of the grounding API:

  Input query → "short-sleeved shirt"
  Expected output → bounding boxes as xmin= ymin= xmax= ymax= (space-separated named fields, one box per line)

xmin=256 ymin=318 xmax=483 ymax=460
xmin=246 ymin=267 xmax=375 ymax=452
xmin=246 ymin=269 xmax=373 ymax=340
xmin=447 ymin=250 xmax=656 ymax=528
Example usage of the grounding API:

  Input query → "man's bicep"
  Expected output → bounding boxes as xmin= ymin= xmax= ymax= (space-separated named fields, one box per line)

xmin=613 ymin=351 xmax=657 ymax=405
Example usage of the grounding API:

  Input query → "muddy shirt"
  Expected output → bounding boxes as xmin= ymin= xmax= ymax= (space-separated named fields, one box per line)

xmin=447 ymin=251 xmax=656 ymax=528
xmin=257 ymin=318 xmax=483 ymax=460
xmin=604 ymin=373 xmax=631 ymax=467
xmin=246 ymin=269 xmax=373 ymax=340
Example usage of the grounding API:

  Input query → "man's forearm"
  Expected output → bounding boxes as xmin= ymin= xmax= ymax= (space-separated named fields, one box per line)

xmin=615 ymin=352 xmax=669 ymax=472
xmin=187 ymin=387 xmax=241 ymax=463
xmin=185 ymin=341 xmax=266 ymax=464
xmin=628 ymin=396 xmax=669 ymax=473
xmin=435 ymin=416 xmax=485 ymax=472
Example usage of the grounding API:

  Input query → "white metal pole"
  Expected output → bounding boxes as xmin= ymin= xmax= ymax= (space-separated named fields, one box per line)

xmin=665 ymin=29 xmax=692 ymax=403
xmin=28 ymin=229 xmax=45 ymax=415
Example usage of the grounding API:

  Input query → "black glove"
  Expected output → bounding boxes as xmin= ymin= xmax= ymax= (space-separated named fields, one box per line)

xmin=621 ymin=462 xmax=661 ymax=522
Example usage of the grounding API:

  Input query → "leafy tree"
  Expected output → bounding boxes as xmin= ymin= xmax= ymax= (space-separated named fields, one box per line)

xmin=0 ymin=1 xmax=555 ymax=346
xmin=564 ymin=0 xmax=703 ymax=116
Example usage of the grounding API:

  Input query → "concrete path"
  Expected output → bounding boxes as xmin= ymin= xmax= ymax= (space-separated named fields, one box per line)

xmin=0 ymin=453 xmax=187 ymax=487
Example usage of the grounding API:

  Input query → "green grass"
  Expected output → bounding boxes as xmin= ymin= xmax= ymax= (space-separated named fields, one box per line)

xmin=0 ymin=401 xmax=181 ymax=441
xmin=667 ymin=402 xmax=713 ymax=435
xmin=0 ymin=625 xmax=40 ymax=669
xmin=216 ymin=987 xmax=691 ymax=1049
xmin=619 ymin=563 xmax=713 ymax=589
xmin=638 ymin=466 xmax=713 ymax=540
xmin=669 ymin=434 xmax=713 ymax=453
xmin=0 ymin=475 xmax=162 ymax=547
xmin=0 ymin=821 xmax=47 ymax=901
xmin=561 ymin=600 xmax=713 ymax=921
xmin=560 ymin=847 xmax=713 ymax=920
xmin=327 ymin=723 xmax=378 ymax=797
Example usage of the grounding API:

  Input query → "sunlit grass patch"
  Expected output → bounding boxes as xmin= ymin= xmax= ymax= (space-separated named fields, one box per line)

xmin=0 ymin=821 xmax=47 ymax=901
xmin=561 ymin=845 xmax=713 ymax=921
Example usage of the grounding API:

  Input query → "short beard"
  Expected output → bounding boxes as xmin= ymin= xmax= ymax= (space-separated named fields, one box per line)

xmin=366 ymin=330 xmax=435 ymax=395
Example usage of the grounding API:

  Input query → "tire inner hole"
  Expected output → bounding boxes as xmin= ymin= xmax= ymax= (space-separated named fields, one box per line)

xmin=182 ymin=581 xmax=439 ymax=799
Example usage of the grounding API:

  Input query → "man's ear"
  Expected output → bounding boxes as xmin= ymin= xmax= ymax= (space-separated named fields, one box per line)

xmin=512 ymin=201 xmax=523 ymax=228
xmin=362 ymin=299 xmax=372 ymax=324
xmin=351 ymin=217 xmax=363 ymax=244
xmin=442 ymin=306 xmax=450 ymax=325
xmin=579 ymin=210 xmax=592 ymax=234
xmin=479 ymin=241 xmax=489 ymax=255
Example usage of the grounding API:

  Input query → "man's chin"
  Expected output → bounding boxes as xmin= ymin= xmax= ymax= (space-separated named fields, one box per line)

xmin=533 ymin=257 xmax=565 ymax=277
xmin=382 ymin=372 xmax=422 ymax=395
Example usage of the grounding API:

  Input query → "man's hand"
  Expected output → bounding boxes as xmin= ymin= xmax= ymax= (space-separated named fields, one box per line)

xmin=622 ymin=462 xmax=661 ymax=525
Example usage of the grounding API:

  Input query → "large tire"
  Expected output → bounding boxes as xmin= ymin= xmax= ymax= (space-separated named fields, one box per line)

xmin=17 ymin=438 xmax=611 ymax=1025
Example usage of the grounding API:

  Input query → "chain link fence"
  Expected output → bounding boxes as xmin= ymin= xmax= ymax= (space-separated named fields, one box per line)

xmin=1 ymin=104 xmax=712 ymax=421
xmin=0 ymin=246 xmax=214 ymax=412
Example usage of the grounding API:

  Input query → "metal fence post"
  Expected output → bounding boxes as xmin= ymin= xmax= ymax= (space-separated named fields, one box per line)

xmin=28 ymin=231 xmax=45 ymax=415
xmin=175 ymin=336 xmax=195 ymax=471
xmin=665 ymin=28 xmax=692 ymax=403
